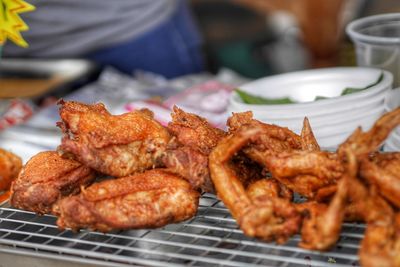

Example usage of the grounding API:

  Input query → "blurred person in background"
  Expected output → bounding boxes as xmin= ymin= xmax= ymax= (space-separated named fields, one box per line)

xmin=233 ymin=0 xmax=348 ymax=67
xmin=3 ymin=0 xmax=205 ymax=79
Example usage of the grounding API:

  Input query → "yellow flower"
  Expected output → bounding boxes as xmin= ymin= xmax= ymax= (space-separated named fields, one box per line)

xmin=0 ymin=0 xmax=35 ymax=47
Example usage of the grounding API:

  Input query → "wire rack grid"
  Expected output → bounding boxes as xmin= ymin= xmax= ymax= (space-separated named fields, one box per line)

xmin=0 ymin=193 xmax=363 ymax=267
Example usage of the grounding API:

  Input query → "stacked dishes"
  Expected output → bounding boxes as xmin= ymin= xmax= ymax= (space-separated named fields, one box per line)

xmin=228 ymin=67 xmax=393 ymax=150
xmin=384 ymin=88 xmax=400 ymax=151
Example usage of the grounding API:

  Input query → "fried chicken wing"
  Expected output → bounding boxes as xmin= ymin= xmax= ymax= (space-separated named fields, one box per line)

xmin=338 ymin=107 xmax=400 ymax=157
xmin=53 ymin=169 xmax=199 ymax=232
xmin=357 ymin=187 xmax=399 ymax=267
xmin=168 ymin=106 xmax=226 ymax=155
xmin=0 ymin=148 xmax=22 ymax=192
xmin=227 ymin=111 xmax=303 ymax=151
xmin=10 ymin=151 xmax=95 ymax=214
xmin=227 ymin=121 xmax=340 ymax=198
xmin=247 ymin=149 xmax=342 ymax=198
xmin=161 ymin=145 xmax=213 ymax=192
xmin=300 ymin=117 xmax=320 ymax=151
xmin=162 ymin=106 xmax=226 ymax=193
xmin=58 ymin=100 xmax=171 ymax=177
xmin=227 ymin=112 xmax=335 ymax=197
xmin=298 ymin=149 xmax=356 ymax=251
xmin=226 ymin=111 xmax=254 ymax=133
xmin=246 ymin=178 xmax=293 ymax=202
xmin=209 ymin=127 xmax=301 ymax=243
xmin=360 ymin=152 xmax=400 ymax=208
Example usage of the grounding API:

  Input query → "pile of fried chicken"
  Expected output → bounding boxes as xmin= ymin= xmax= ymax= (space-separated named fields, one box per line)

xmin=6 ymin=100 xmax=400 ymax=267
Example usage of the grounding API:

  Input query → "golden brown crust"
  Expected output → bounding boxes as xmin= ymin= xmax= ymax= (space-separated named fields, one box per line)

xmin=10 ymin=151 xmax=95 ymax=214
xmin=360 ymin=152 xmax=400 ymax=208
xmin=0 ymin=148 xmax=22 ymax=192
xmin=54 ymin=169 xmax=200 ymax=232
xmin=163 ymin=106 xmax=225 ymax=193
xmin=58 ymin=101 xmax=171 ymax=177
xmin=168 ymin=106 xmax=226 ymax=155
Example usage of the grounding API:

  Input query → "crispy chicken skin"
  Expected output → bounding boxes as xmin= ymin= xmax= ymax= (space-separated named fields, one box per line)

xmin=10 ymin=151 xmax=95 ymax=214
xmin=247 ymin=149 xmax=342 ymax=198
xmin=58 ymin=100 xmax=171 ymax=177
xmin=0 ymin=148 xmax=22 ymax=192
xmin=209 ymin=127 xmax=301 ymax=244
xmin=297 ymin=149 xmax=356 ymax=251
xmin=168 ymin=106 xmax=226 ymax=155
xmin=53 ymin=169 xmax=200 ymax=232
xmin=162 ymin=106 xmax=226 ymax=193
xmin=360 ymin=152 xmax=400 ymax=208
xmin=338 ymin=107 xmax=400 ymax=157
xmin=162 ymin=145 xmax=213 ymax=192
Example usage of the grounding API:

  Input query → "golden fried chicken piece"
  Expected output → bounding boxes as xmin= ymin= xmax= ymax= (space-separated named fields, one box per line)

xmin=53 ymin=169 xmax=199 ymax=232
xmin=248 ymin=149 xmax=342 ymax=198
xmin=162 ymin=106 xmax=226 ymax=193
xmin=327 ymin=148 xmax=400 ymax=267
xmin=10 ymin=151 xmax=95 ymax=214
xmin=226 ymin=111 xmax=254 ymax=133
xmin=356 ymin=186 xmax=399 ymax=267
xmin=246 ymin=178 xmax=293 ymax=202
xmin=168 ymin=106 xmax=226 ymax=155
xmin=228 ymin=112 xmax=338 ymax=198
xmin=360 ymin=152 xmax=400 ymax=208
xmin=228 ymin=121 xmax=341 ymax=198
xmin=209 ymin=128 xmax=301 ymax=244
xmin=300 ymin=117 xmax=320 ymax=151
xmin=161 ymin=146 xmax=213 ymax=192
xmin=227 ymin=111 xmax=303 ymax=151
xmin=297 ymin=149 xmax=356 ymax=251
xmin=360 ymin=216 xmax=400 ymax=267
xmin=58 ymin=100 xmax=171 ymax=177
xmin=0 ymin=148 xmax=22 ymax=192
xmin=338 ymin=107 xmax=400 ymax=157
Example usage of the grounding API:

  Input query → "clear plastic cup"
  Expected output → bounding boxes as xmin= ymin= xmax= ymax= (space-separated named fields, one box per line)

xmin=346 ymin=13 xmax=400 ymax=87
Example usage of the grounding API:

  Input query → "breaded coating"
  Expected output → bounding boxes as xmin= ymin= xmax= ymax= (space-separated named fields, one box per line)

xmin=209 ymin=127 xmax=301 ymax=244
xmin=0 ymin=148 xmax=22 ymax=192
xmin=298 ymin=149 xmax=356 ymax=251
xmin=10 ymin=151 xmax=95 ymax=214
xmin=53 ymin=169 xmax=199 ymax=232
xmin=168 ymin=106 xmax=226 ymax=155
xmin=58 ymin=100 xmax=171 ymax=177
xmin=162 ymin=146 xmax=213 ymax=192
xmin=163 ymin=106 xmax=226 ymax=193
xmin=360 ymin=152 xmax=400 ymax=208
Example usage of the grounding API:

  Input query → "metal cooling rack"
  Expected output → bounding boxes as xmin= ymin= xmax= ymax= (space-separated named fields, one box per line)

xmin=0 ymin=193 xmax=362 ymax=267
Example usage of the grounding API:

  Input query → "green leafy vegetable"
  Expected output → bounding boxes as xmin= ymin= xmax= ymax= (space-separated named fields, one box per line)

xmin=235 ymin=89 xmax=296 ymax=105
xmin=341 ymin=72 xmax=384 ymax=96
xmin=236 ymin=72 xmax=384 ymax=105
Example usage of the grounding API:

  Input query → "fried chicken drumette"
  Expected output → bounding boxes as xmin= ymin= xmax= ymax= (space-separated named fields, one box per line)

xmin=0 ymin=148 xmax=22 ymax=192
xmin=162 ymin=106 xmax=226 ymax=193
xmin=53 ymin=169 xmax=200 ymax=232
xmin=10 ymin=151 xmax=95 ymax=214
xmin=57 ymin=100 xmax=171 ymax=177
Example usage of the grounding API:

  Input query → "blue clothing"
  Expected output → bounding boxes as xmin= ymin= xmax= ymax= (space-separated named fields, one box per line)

xmin=86 ymin=0 xmax=205 ymax=79
xmin=4 ymin=1 xmax=177 ymax=58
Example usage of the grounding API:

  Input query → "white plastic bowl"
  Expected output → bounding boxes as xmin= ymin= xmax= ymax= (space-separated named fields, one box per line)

xmin=238 ymin=102 xmax=385 ymax=134
xmin=387 ymin=130 xmax=400 ymax=145
xmin=384 ymin=87 xmax=400 ymax=111
xmin=229 ymin=67 xmax=392 ymax=114
xmin=242 ymin=99 xmax=384 ymax=126
xmin=384 ymin=139 xmax=399 ymax=152
xmin=230 ymin=89 xmax=386 ymax=119
xmin=318 ymin=131 xmax=354 ymax=150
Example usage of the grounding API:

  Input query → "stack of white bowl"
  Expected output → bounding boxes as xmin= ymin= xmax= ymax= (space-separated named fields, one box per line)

xmin=228 ymin=67 xmax=393 ymax=150
xmin=384 ymin=88 xmax=400 ymax=152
